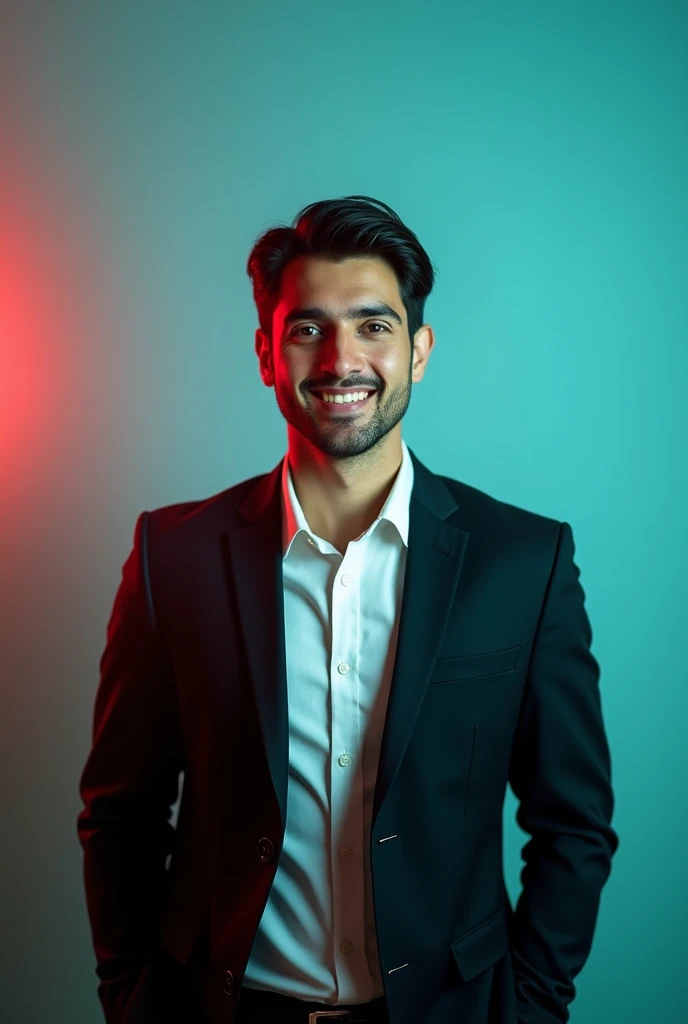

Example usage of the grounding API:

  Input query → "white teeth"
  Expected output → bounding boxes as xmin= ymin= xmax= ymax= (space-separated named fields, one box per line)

xmin=320 ymin=391 xmax=370 ymax=404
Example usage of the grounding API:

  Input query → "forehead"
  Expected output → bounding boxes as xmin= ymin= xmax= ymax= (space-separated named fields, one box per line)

xmin=274 ymin=255 xmax=403 ymax=320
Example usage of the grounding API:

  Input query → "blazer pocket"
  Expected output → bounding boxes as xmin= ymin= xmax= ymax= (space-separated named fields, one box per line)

xmin=429 ymin=645 xmax=521 ymax=685
xmin=450 ymin=908 xmax=510 ymax=983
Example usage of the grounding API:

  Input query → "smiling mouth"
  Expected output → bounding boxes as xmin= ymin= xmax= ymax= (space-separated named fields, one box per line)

xmin=310 ymin=390 xmax=377 ymax=412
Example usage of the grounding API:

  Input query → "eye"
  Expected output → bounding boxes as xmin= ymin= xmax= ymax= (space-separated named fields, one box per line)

xmin=292 ymin=322 xmax=390 ymax=337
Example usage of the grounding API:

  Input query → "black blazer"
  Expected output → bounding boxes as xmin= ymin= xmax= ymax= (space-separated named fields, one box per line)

xmin=77 ymin=446 xmax=619 ymax=1024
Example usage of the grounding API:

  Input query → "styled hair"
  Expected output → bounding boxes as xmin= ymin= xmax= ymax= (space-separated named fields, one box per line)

xmin=246 ymin=195 xmax=437 ymax=351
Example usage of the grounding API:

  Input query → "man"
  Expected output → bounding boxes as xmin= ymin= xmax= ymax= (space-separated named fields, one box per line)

xmin=77 ymin=196 xmax=619 ymax=1024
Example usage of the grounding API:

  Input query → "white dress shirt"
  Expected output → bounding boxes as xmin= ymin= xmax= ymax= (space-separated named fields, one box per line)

xmin=242 ymin=437 xmax=415 ymax=1005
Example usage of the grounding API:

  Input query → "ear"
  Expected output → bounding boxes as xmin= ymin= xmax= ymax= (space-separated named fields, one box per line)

xmin=255 ymin=328 xmax=273 ymax=386
xmin=411 ymin=324 xmax=435 ymax=383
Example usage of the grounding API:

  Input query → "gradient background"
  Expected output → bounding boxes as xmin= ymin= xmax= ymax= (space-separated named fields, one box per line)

xmin=1 ymin=1 xmax=685 ymax=1021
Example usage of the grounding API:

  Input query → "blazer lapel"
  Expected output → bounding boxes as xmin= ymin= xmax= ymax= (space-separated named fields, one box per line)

xmin=224 ymin=446 xmax=469 ymax=834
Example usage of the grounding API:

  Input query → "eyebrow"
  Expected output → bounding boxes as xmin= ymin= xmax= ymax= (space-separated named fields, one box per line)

xmin=283 ymin=302 xmax=403 ymax=327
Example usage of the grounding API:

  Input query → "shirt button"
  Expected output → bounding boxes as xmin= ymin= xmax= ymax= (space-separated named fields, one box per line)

xmin=341 ymin=940 xmax=353 ymax=954
xmin=338 ymin=753 xmax=352 ymax=767
xmin=341 ymin=573 xmax=352 ymax=586
xmin=337 ymin=662 xmax=350 ymax=674
xmin=340 ymin=846 xmax=352 ymax=858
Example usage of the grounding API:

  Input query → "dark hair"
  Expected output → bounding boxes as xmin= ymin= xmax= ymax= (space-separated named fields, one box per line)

xmin=246 ymin=195 xmax=438 ymax=351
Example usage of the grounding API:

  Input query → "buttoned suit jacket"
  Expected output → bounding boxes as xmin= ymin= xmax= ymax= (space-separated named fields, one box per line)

xmin=77 ymin=445 xmax=619 ymax=1024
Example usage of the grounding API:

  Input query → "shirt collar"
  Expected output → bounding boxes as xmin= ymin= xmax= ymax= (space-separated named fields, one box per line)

xmin=281 ymin=437 xmax=414 ymax=557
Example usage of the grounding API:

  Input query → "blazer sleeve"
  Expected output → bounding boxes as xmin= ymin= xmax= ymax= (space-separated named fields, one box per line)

xmin=507 ymin=521 xmax=619 ymax=1024
xmin=76 ymin=511 xmax=184 ymax=1011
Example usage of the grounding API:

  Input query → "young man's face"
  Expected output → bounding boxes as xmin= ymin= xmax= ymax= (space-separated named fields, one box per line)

xmin=255 ymin=254 xmax=434 ymax=460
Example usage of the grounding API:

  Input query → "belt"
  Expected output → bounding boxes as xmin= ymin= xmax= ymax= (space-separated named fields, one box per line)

xmin=235 ymin=986 xmax=389 ymax=1023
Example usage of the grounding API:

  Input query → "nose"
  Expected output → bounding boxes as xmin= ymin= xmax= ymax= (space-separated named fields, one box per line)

xmin=317 ymin=330 xmax=371 ymax=380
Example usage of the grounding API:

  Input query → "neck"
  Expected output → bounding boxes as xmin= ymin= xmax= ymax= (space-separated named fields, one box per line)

xmin=287 ymin=435 xmax=403 ymax=547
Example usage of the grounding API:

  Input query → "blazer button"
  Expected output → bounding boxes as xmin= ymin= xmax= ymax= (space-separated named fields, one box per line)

xmin=223 ymin=969 xmax=234 ymax=996
xmin=257 ymin=837 xmax=275 ymax=862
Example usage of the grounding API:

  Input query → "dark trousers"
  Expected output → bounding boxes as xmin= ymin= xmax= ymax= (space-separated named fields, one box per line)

xmin=233 ymin=985 xmax=390 ymax=1024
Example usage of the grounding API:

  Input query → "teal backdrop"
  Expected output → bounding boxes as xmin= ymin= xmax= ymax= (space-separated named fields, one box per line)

xmin=0 ymin=1 xmax=685 ymax=1021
